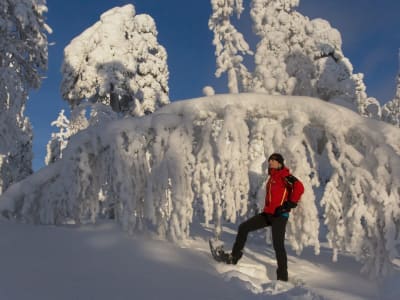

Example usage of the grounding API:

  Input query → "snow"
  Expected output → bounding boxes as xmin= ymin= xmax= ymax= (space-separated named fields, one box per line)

xmin=0 ymin=0 xmax=50 ymax=194
xmin=1 ymin=2 xmax=399 ymax=298
xmin=61 ymin=4 xmax=169 ymax=116
xmin=0 ymin=218 xmax=398 ymax=300
xmin=1 ymin=93 xmax=399 ymax=280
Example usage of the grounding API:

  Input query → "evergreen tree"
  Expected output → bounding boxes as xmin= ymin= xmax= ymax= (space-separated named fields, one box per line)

xmin=61 ymin=4 xmax=169 ymax=117
xmin=209 ymin=0 xmax=253 ymax=93
xmin=45 ymin=110 xmax=70 ymax=165
xmin=209 ymin=0 xmax=378 ymax=116
xmin=249 ymin=0 xmax=372 ymax=116
xmin=0 ymin=0 xmax=50 ymax=193
xmin=382 ymin=50 xmax=400 ymax=127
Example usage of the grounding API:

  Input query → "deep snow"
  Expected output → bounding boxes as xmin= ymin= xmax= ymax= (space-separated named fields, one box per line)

xmin=1 ymin=218 xmax=398 ymax=300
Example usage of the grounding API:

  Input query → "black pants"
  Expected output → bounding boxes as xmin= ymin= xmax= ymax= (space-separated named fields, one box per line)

xmin=232 ymin=213 xmax=288 ymax=280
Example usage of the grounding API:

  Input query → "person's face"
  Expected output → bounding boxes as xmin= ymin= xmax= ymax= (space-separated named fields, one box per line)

xmin=268 ymin=159 xmax=281 ymax=169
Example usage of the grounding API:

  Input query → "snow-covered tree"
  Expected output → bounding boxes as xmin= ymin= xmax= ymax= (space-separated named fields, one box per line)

xmin=209 ymin=0 xmax=376 ymax=116
xmin=45 ymin=110 xmax=70 ymax=165
xmin=249 ymin=0 xmax=372 ymax=116
xmin=0 ymin=0 xmax=50 ymax=193
xmin=61 ymin=4 xmax=169 ymax=117
xmin=45 ymin=103 xmax=118 ymax=165
xmin=382 ymin=98 xmax=400 ymax=127
xmin=209 ymin=0 xmax=253 ymax=93
xmin=1 ymin=94 xmax=399 ymax=278
xmin=382 ymin=51 xmax=400 ymax=127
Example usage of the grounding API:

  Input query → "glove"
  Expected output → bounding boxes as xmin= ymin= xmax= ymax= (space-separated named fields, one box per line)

xmin=274 ymin=201 xmax=297 ymax=217
xmin=283 ymin=200 xmax=297 ymax=210
xmin=274 ymin=205 xmax=286 ymax=217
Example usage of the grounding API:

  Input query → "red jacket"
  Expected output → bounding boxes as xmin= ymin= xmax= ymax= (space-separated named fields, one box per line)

xmin=263 ymin=167 xmax=304 ymax=214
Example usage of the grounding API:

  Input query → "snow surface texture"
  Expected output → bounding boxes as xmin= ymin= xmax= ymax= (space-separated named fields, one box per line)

xmin=0 ymin=219 xmax=398 ymax=300
xmin=0 ymin=94 xmax=399 ymax=278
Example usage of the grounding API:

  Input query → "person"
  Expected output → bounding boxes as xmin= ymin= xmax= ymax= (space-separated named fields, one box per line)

xmin=220 ymin=153 xmax=304 ymax=282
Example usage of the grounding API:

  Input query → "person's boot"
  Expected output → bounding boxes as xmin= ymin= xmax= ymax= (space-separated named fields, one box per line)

xmin=219 ymin=251 xmax=234 ymax=264
xmin=220 ymin=250 xmax=243 ymax=265
xmin=231 ymin=250 xmax=243 ymax=264
xmin=276 ymin=268 xmax=288 ymax=281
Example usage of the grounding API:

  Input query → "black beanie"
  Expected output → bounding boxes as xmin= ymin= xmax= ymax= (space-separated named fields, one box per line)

xmin=268 ymin=153 xmax=284 ymax=166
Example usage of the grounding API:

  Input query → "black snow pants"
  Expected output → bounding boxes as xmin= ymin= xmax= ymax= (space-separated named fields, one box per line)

xmin=231 ymin=213 xmax=288 ymax=281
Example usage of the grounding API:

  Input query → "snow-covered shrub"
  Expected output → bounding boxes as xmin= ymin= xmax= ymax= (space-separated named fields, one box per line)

xmin=203 ymin=86 xmax=215 ymax=96
xmin=1 ymin=94 xmax=399 ymax=278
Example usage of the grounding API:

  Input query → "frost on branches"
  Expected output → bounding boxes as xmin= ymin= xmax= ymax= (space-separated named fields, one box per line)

xmin=0 ymin=0 xmax=50 ymax=194
xmin=46 ymin=104 xmax=118 ymax=165
xmin=209 ymin=0 xmax=253 ymax=93
xmin=210 ymin=0 xmax=376 ymax=117
xmin=1 ymin=94 xmax=399 ymax=278
xmin=61 ymin=4 xmax=169 ymax=117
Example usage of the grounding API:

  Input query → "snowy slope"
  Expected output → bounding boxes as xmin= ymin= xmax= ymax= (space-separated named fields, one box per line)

xmin=1 ymin=93 xmax=399 ymax=279
xmin=0 ymin=218 xmax=398 ymax=300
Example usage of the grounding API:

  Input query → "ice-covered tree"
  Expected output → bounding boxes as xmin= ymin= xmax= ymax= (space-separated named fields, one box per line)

xmin=61 ymin=4 xmax=169 ymax=117
xmin=0 ymin=0 xmax=50 ymax=193
xmin=209 ymin=0 xmax=253 ymax=93
xmin=1 ymin=94 xmax=399 ymax=278
xmin=382 ymin=51 xmax=400 ymax=127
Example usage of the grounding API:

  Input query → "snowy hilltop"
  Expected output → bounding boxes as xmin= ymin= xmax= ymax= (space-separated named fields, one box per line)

xmin=1 ymin=93 xmax=399 ymax=279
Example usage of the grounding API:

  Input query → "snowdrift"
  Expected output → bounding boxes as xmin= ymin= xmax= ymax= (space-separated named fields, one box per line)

xmin=1 ymin=93 xmax=399 ymax=277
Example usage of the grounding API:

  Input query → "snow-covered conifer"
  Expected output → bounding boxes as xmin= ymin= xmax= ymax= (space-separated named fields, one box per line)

xmin=382 ymin=98 xmax=400 ymax=127
xmin=45 ymin=103 xmax=118 ymax=165
xmin=382 ymin=50 xmax=400 ymax=127
xmin=249 ymin=0 xmax=374 ymax=116
xmin=250 ymin=0 xmax=298 ymax=95
xmin=61 ymin=4 xmax=169 ymax=117
xmin=0 ymin=0 xmax=50 ymax=193
xmin=209 ymin=0 xmax=253 ymax=93
xmin=45 ymin=110 xmax=70 ymax=165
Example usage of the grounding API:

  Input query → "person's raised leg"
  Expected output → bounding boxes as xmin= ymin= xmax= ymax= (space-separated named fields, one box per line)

xmin=230 ymin=213 xmax=269 ymax=264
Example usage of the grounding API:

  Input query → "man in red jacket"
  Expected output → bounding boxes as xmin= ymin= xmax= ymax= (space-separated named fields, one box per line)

xmin=220 ymin=153 xmax=304 ymax=282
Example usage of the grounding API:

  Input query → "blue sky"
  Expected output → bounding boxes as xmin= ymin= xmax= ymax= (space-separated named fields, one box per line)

xmin=27 ymin=0 xmax=400 ymax=170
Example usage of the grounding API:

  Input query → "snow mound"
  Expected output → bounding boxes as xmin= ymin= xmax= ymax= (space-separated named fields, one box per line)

xmin=1 ymin=93 xmax=399 ymax=277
